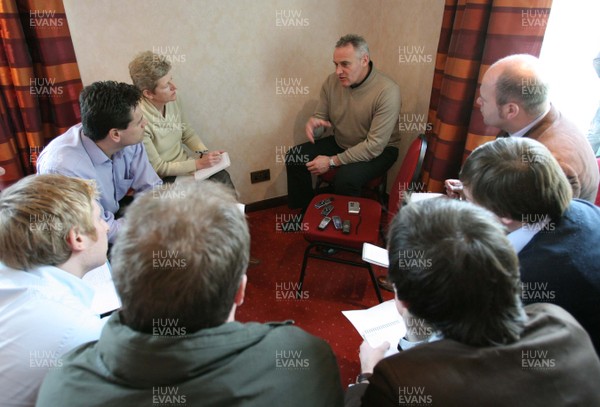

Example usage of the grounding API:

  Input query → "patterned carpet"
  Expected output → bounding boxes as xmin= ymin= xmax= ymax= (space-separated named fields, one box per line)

xmin=237 ymin=204 xmax=395 ymax=386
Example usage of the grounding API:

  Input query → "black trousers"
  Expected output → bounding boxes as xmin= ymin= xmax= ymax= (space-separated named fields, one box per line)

xmin=285 ymin=136 xmax=398 ymax=209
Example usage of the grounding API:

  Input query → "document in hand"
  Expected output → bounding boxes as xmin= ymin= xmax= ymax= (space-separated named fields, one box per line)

xmin=342 ymin=299 xmax=406 ymax=357
xmin=194 ymin=152 xmax=231 ymax=181
xmin=82 ymin=262 xmax=121 ymax=317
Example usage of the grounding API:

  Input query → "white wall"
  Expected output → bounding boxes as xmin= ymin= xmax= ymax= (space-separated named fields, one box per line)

xmin=64 ymin=0 xmax=444 ymax=204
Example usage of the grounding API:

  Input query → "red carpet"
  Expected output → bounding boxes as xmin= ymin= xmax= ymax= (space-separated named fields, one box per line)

xmin=237 ymin=204 xmax=395 ymax=386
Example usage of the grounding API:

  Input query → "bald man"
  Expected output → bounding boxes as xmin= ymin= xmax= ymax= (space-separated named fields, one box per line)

xmin=473 ymin=54 xmax=598 ymax=202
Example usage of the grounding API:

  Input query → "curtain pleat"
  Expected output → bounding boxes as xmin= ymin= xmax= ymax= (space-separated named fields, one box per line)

xmin=422 ymin=0 xmax=552 ymax=192
xmin=0 ymin=0 xmax=82 ymax=190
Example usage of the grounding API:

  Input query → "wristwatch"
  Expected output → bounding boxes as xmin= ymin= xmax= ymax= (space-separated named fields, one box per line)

xmin=355 ymin=372 xmax=372 ymax=384
xmin=329 ymin=157 xmax=336 ymax=168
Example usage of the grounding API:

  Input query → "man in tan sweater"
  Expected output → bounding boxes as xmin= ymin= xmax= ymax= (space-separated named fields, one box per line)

xmin=286 ymin=34 xmax=401 ymax=211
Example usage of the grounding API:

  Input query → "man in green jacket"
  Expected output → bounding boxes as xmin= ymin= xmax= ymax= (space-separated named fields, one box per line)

xmin=36 ymin=181 xmax=343 ymax=407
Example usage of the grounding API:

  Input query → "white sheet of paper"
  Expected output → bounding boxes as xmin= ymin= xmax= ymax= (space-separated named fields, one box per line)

xmin=194 ymin=152 xmax=231 ymax=181
xmin=407 ymin=192 xmax=444 ymax=202
xmin=342 ymin=299 xmax=406 ymax=357
xmin=82 ymin=262 xmax=121 ymax=316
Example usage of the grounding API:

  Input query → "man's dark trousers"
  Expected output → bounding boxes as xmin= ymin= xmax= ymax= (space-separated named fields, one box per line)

xmin=286 ymin=136 xmax=398 ymax=210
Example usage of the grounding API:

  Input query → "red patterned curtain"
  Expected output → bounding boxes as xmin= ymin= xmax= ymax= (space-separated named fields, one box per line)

xmin=422 ymin=0 xmax=553 ymax=192
xmin=0 ymin=0 xmax=82 ymax=190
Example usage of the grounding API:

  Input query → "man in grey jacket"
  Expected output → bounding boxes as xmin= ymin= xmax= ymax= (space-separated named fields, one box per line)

xmin=36 ymin=181 xmax=343 ymax=407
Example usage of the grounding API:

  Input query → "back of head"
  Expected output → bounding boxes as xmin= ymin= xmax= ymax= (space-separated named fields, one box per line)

xmin=80 ymin=81 xmax=142 ymax=141
xmin=493 ymin=54 xmax=550 ymax=116
xmin=460 ymin=137 xmax=572 ymax=222
xmin=0 ymin=174 xmax=97 ymax=270
xmin=388 ymin=198 xmax=525 ymax=346
xmin=129 ymin=51 xmax=172 ymax=92
xmin=111 ymin=181 xmax=249 ymax=334
xmin=335 ymin=33 xmax=369 ymax=57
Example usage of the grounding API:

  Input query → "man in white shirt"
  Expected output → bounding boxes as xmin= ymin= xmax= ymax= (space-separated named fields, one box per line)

xmin=0 ymin=174 xmax=109 ymax=407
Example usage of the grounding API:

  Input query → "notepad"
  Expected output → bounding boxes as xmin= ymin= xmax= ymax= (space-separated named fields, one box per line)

xmin=342 ymin=299 xmax=406 ymax=357
xmin=194 ymin=152 xmax=231 ymax=181
xmin=362 ymin=243 xmax=389 ymax=268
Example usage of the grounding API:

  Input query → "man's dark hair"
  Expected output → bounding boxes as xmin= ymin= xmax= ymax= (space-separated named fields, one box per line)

xmin=388 ymin=198 xmax=525 ymax=347
xmin=79 ymin=81 xmax=142 ymax=141
xmin=460 ymin=137 xmax=572 ymax=222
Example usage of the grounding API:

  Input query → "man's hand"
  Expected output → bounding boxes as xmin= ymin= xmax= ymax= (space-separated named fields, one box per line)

xmin=359 ymin=340 xmax=390 ymax=374
xmin=305 ymin=117 xmax=332 ymax=143
xmin=195 ymin=150 xmax=225 ymax=170
xmin=306 ymin=155 xmax=331 ymax=175
xmin=444 ymin=179 xmax=464 ymax=200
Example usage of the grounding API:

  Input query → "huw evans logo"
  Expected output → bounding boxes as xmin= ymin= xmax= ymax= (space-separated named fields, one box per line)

xmin=275 ymin=350 xmax=310 ymax=369
xmin=275 ymin=10 xmax=310 ymax=27
xmin=275 ymin=77 xmax=309 ymax=96
xmin=30 ymin=10 xmax=64 ymax=28
xmin=398 ymin=45 xmax=433 ymax=64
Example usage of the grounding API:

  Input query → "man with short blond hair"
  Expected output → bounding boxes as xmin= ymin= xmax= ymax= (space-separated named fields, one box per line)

xmin=0 ymin=174 xmax=108 ymax=407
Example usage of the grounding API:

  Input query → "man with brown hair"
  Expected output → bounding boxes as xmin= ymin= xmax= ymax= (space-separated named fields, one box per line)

xmin=457 ymin=137 xmax=600 ymax=354
xmin=346 ymin=198 xmax=600 ymax=406
xmin=0 ymin=174 xmax=109 ymax=407
xmin=36 ymin=181 xmax=343 ymax=407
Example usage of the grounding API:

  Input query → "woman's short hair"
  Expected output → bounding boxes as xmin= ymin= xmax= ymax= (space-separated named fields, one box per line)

xmin=129 ymin=51 xmax=172 ymax=92
xmin=111 ymin=180 xmax=249 ymax=334
xmin=0 ymin=174 xmax=98 ymax=270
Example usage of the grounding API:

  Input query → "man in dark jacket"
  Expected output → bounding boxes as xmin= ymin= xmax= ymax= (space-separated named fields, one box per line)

xmin=459 ymin=137 xmax=600 ymax=355
xmin=345 ymin=197 xmax=600 ymax=406
xmin=36 ymin=181 xmax=344 ymax=407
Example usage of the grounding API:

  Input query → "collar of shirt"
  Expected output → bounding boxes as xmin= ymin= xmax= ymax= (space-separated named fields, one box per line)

xmin=509 ymin=105 xmax=551 ymax=138
xmin=33 ymin=265 xmax=96 ymax=308
xmin=350 ymin=60 xmax=374 ymax=89
xmin=80 ymin=131 xmax=114 ymax=165
xmin=506 ymin=216 xmax=550 ymax=253
xmin=0 ymin=263 xmax=96 ymax=309
xmin=398 ymin=332 xmax=443 ymax=351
